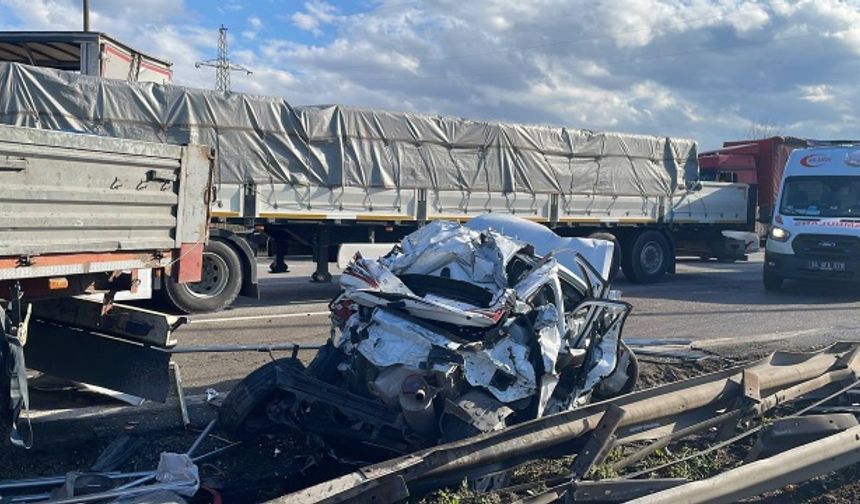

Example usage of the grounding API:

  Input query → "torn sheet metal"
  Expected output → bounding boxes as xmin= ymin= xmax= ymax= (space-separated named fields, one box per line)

xmin=336 ymin=218 xmax=630 ymax=422
xmin=467 ymin=214 xmax=616 ymax=281
xmin=222 ymin=215 xmax=633 ymax=465
xmin=462 ymin=335 xmax=537 ymax=403
xmin=356 ymin=309 xmax=460 ymax=368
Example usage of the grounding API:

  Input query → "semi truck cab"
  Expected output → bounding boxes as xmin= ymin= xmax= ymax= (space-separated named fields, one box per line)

xmin=764 ymin=146 xmax=860 ymax=290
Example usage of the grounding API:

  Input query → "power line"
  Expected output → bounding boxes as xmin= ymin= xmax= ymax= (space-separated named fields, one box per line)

xmin=195 ymin=25 xmax=253 ymax=92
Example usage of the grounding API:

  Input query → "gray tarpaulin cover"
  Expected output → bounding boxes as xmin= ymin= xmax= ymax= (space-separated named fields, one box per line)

xmin=0 ymin=62 xmax=697 ymax=196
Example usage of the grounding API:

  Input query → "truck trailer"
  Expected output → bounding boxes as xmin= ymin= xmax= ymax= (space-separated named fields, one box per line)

xmin=699 ymin=137 xmax=809 ymax=239
xmin=0 ymin=122 xmax=213 ymax=446
xmin=0 ymin=61 xmax=757 ymax=314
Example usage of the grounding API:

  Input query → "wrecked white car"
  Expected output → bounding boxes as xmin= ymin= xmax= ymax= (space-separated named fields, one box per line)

xmin=220 ymin=216 xmax=637 ymax=456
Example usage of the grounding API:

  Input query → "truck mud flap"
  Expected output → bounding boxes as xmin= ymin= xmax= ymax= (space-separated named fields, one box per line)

xmin=210 ymin=229 xmax=259 ymax=299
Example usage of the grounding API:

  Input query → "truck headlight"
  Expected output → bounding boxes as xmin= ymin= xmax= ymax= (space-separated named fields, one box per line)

xmin=769 ymin=226 xmax=791 ymax=242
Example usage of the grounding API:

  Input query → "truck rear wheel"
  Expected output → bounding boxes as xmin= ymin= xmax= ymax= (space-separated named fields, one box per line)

xmin=163 ymin=240 xmax=243 ymax=313
xmin=622 ymin=230 xmax=670 ymax=283
xmin=587 ymin=232 xmax=621 ymax=281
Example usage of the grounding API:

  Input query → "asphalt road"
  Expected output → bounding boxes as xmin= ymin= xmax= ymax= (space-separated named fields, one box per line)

xmin=173 ymin=252 xmax=860 ymax=396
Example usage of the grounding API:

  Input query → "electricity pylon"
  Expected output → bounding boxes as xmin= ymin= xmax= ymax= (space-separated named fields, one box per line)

xmin=195 ymin=25 xmax=252 ymax=92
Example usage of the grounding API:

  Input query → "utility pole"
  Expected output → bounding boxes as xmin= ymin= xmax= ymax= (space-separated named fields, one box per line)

xmin=83 ymin=0 xmax=90 ymax=31
xmin=195 ymin=25 xmax=252 ymax=93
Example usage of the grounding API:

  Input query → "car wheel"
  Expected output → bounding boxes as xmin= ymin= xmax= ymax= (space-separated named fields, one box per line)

xmin=219 ymin=358 xmax=304 ymax=437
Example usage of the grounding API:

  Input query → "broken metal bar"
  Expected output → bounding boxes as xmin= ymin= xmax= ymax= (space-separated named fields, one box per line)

xmin=744 ymin=413 xmax=859 ymax=462
xmin=627 ymin=424 xmax=860 ymax=504
xmin=623 ymin=375 xmax=860 ymax=480
xmin=0 ymin=441 xmax=240 ymax=500
xmin=514 ymin=478 xmax=688 ymax=504
xmin=118 ymin=418 xmax=218 ymax=491
xmin=571 ymin=478 xmax=688 ymax=502
xmin=28 ymin=480 xmax=198 ymax=504
xmin=569 ymin=404 xmax=625 ymax=480
xmin=0 ymin=471 xmax=151 ymax=491
xmin=186 ymin=418 xmax=217 ymax=458
xmin=494 ymin=475 xmax=570 ymax=496
xmin=171 ymin=361 xmax=190 ymax=426
xmin=612 ymin=409 xmax=741 ymax=472
xmin=160 ymin=343 xmax=323 ymax=354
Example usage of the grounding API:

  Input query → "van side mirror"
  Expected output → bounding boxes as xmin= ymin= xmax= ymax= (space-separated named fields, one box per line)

xmin=760 ymin=205 xmax=773 ymax=223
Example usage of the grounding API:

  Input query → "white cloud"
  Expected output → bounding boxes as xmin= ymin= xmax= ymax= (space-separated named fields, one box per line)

xmin=800 ymin=85 xmax=834 ymax=103
xmin=291 ymin=1 xmax=338 ymax=36
xmin=291 ymin=12 xmax=320 ymax=33
xmin=2 ymin=0 xmax=860 ymax=149
xmin=243 ymin=16 xmax=263 ymax=39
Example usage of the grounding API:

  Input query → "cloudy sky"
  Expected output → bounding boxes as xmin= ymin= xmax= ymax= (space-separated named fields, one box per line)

xmin=0 ymin=0 xmax=858 ymax=149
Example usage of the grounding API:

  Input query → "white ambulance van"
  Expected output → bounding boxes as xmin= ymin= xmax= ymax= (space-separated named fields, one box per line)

xmin=764 ymin=146 xmax=860 ymax=290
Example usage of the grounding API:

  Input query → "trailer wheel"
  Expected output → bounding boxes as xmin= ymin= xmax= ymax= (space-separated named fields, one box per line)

xmin=163 ymin=240 xmax=243 ymax=313
xmin=622 ymin=230 xmax=670 ymax=283
xmin=587 ymin=232 xmax=621 ymax=281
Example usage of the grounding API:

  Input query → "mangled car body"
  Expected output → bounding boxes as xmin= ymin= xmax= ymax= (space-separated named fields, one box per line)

xmin=220 ymin=215 xmax=637 ymax=456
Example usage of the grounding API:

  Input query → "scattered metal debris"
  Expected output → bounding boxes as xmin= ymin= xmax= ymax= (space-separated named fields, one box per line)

xmin=0 ymin=419 xmax=238 ymax=503
xmin=205 ymin=388 xmax=219 ymax=403
xmin=625 ymin=338 xmax=714 ymax=362
xmin=271 ymin=342 xmax=860 ymax=503
xmin=219 ymin=216 xmax=635 ymax=458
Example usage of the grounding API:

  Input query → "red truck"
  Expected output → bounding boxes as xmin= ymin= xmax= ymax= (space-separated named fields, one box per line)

xmin=699 ymin=137 xmax=808 ymax=239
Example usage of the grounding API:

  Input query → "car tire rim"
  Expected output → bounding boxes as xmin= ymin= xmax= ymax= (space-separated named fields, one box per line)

xmin=640 ymin=242 xmax=664 ymax=275
xmin=184 ymin=252 xmax=229 ymax=299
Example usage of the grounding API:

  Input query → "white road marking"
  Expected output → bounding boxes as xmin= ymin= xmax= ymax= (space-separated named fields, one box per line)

xmin=190 ymin=311 xmax=330 ymax=325
xmin=693 ymin=328 xmax=826 ymax=349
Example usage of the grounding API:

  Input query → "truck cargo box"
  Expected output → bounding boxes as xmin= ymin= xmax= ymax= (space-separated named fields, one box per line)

xmin=0 ymin=123 xmax=212 ymax=286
